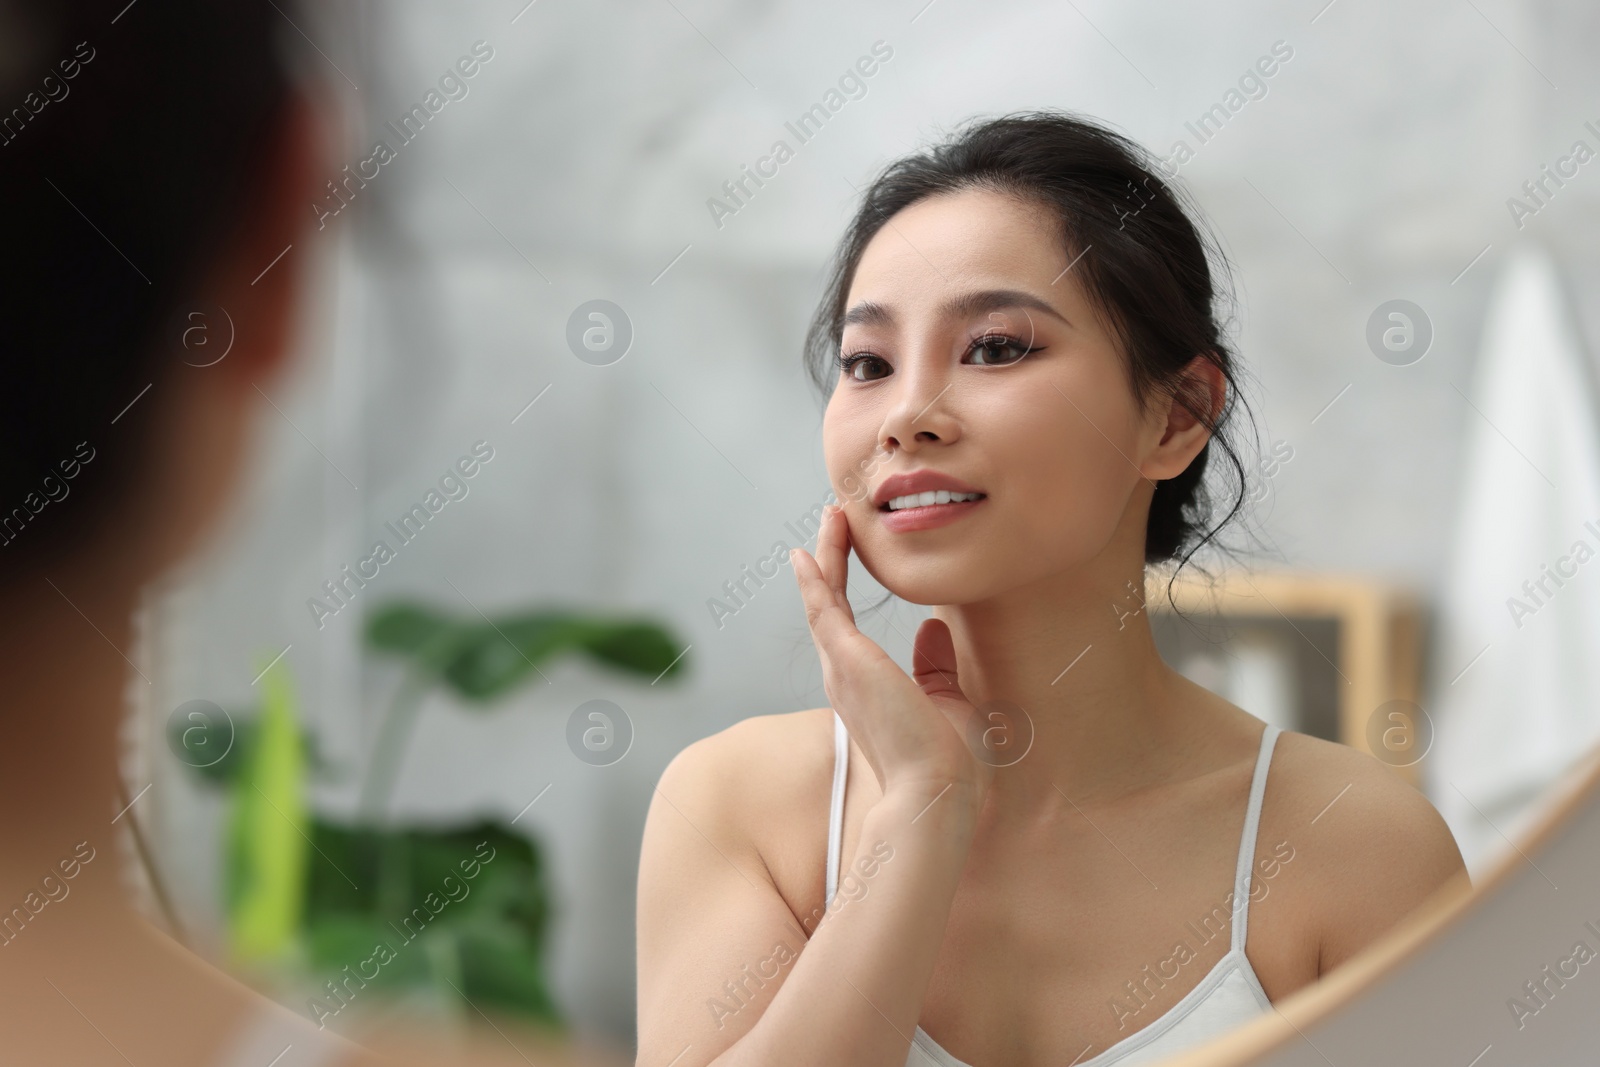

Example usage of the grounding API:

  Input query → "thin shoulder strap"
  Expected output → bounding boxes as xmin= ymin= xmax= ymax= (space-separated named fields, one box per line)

xmin=824 ymin=711 xmax=850 ymax=909
xmin=1230 ymin=722 xmax=1281 ymax=955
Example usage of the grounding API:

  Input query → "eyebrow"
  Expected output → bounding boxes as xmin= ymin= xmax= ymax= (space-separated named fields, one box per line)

xmin=841 ymin=288 xmax=1072 ymax=331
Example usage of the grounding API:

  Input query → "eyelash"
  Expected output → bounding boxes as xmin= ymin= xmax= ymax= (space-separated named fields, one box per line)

xmin=834 ymin=333 xmax=1040 ymax=380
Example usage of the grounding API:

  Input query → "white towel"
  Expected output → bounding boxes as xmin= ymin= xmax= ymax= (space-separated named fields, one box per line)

xmin=1426 ymin=243 xmax=1600 ymax=877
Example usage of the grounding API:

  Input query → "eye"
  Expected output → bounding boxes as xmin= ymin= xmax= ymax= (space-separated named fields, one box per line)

xmin=965 ymin=332 xmax=1039 ymax=367
xmin=835 ymin=350 xmax=891 ymax=382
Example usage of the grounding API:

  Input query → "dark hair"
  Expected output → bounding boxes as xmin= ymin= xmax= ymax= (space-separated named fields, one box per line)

xmin=0 ymin=0 xmax=293 ymax=579
xmin=803 ymin=109 xmax=1257 ymax=597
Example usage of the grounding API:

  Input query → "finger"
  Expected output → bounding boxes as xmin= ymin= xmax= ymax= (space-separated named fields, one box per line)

xmin=911 ymin=617 xmax=967 ymax=703
xmin=815 ymin=506 xmax=857 ymax=627
xmin=808 ymin=507 xmax=849 ymax=626
xmin=792 ymin=546 xmax=878 ymax=711
xmin=790 ymin=546 xmax=856 ymax=647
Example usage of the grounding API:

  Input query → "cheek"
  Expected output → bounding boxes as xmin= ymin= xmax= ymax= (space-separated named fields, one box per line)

xmin=821 ymin=398 xmax=876 ymax=500
xmin=1019 ymin=433 xmax=1132 ymax=561
xmin=985 ymin=371 xmax=1146 ymax=560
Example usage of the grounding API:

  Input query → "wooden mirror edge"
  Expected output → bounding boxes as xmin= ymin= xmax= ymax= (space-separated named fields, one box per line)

xmin=1162 ymin=738 xmax=1600 ymax=1066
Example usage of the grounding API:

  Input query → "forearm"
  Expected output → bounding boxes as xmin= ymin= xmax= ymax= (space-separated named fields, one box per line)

xmin=711 ymin=782 xmax=978 ymax=1067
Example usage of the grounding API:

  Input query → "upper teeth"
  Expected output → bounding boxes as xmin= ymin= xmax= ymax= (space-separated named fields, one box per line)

xmin=886 ymin=490 xmax=982 ymax=511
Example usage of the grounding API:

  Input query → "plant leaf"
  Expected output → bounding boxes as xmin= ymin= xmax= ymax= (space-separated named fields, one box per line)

xmin=300 ymin=819 xmax=560 ymax=1023
xmin=365 ymin=602 xmax=690 ymax=702
xmin=366 ymin=603 xmax=457 ymax=655
xmin=576 ymin=619 xmax=686 ymax=679
xmin=448 ymin=922 xmax=564 ymax=1027
xmin=439 ymin=614 xmax=587 ymax=701
xmin=225 ymin=655 xmax=307 ymax=964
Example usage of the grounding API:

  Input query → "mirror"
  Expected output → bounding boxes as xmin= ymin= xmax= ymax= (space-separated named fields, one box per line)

xmin=1172 ymin=742 xmax=1600 ymax=1065
xmin=93 ymin=1 xmax=1597 ymax=1063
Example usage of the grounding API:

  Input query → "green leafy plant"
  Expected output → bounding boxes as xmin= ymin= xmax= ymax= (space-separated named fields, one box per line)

xmin=177 ymin=599 xmax=688 ymax=1027
xmin=302 ymin=820 xmax=559 ymax=1026
xmin=359 ymin=602 xmax=687 ymax=818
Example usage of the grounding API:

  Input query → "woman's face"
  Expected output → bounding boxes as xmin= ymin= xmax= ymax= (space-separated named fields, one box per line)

xmin=822 ymin=186 xmax=1200 ymax=606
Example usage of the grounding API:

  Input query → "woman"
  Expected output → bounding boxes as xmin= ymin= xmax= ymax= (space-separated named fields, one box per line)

xmin=0 ymin=2 xmax=609 ymax=1063
xmin=636 ymin=112 xmax=1469 ymax=1067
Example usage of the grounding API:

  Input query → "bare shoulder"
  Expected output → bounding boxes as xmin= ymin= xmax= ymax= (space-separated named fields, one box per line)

xmin=646 ymin=707 xmax=838 ymax=933
xmin=656 ymin=707 xmax=836 ymax=815
xmin=1264 ymin=729 xmax=1470 ymax=973
xmin=651 ymin=708 xmax=836 ymax=854
xmin=1266 ymin=730 xmax=1464 ymax=875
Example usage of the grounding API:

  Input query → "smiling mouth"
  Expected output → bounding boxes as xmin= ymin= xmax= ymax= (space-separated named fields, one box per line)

xmin=879 ymin=491 xmax=988 ymax=512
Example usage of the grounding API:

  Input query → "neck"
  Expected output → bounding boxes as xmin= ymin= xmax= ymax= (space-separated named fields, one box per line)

xmin=0 ymin=556 xmax=148 ymax=924
xmin=933 ymin=550 xmax=1189 ymax=812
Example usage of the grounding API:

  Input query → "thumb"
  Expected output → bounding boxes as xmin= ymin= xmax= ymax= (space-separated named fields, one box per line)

xmin=911 ymin=617 xmax=968 ymax=705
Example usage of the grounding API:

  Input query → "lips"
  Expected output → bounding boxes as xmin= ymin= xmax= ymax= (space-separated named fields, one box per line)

xmin=869 ymin=470 xmax=989 ymax=534
xmin=871 ymin=470 xmax=987 ymax=510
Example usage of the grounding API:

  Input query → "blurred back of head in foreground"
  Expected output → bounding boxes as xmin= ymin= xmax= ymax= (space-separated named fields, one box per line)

xmin=0 ymin=4 xmax=622 ymax=1063
xmin=0 ymin=0 xmax=303 ymax=587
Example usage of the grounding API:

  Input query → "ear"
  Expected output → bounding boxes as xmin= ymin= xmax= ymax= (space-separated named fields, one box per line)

xmin=202 ymin=88 xmax=326 ymax=396
xmin=1138 ymin=354 xmax=1226 ymax=481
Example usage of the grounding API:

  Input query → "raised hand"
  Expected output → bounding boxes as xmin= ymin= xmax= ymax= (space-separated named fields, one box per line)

xmin=790 ymin=504 xmax=993 ymax=812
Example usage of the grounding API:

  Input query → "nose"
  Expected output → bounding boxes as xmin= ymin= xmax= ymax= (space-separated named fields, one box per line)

xmin=879 ymin=372 xmax=959 ymax=455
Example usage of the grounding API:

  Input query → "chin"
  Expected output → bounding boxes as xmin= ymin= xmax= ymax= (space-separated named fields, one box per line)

xmin=854 ymin=543 xmax=1000 ymax=607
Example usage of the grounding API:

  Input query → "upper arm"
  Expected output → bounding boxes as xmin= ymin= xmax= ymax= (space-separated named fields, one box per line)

xmin=635 ymin=721 xmax=816 ymax=1067
xmin=1296 ymin=745 xmax=1470 ymax=975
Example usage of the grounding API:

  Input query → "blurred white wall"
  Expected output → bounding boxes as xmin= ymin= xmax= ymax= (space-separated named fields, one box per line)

xmin=133 ymin=0 xmax=1600 ymax=1046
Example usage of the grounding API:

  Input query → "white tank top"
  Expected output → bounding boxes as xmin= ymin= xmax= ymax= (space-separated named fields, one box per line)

xmin=824 ymin=713 xmax=1282 ymax=1067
